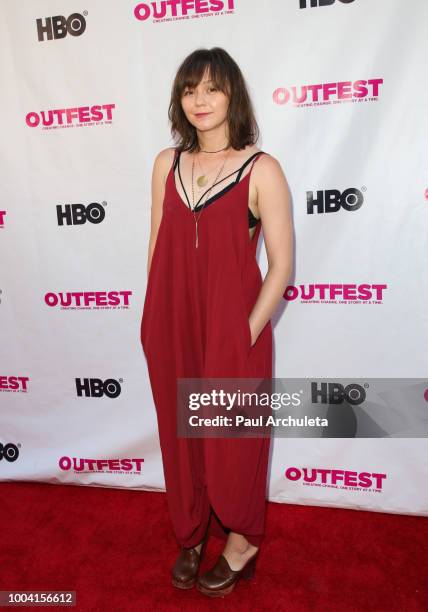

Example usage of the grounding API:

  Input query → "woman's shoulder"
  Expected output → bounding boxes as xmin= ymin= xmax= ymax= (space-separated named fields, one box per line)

xmin=251 ymin=149 xmax=287 ymax=192
xmin=155 ymin=146 xmax=178 ymax=165
xmin=153 ymin=147 xmax=178 ymax=184
xmin=252 ymin=148 xmax=281 ymax=171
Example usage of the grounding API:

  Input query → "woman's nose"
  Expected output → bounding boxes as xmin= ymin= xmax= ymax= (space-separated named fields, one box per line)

xmin=194 ymin=90 xmax=207 ymax=104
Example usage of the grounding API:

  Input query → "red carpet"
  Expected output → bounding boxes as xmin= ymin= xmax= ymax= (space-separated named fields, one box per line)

xmin=1 ymin=481 xmax=426 ymax=611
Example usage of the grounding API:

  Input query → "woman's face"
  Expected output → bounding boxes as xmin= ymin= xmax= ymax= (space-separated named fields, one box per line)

xmin=181 ymin=68 xmax=230 ymax=133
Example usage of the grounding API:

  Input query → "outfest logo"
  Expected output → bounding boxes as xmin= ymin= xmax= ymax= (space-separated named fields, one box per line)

xmin=44 ymin=291 xmax=132 ymax=309
xmin=0 ymin=211 xmax=6 ymax=228
xmin=273 ymin=78 xmax=383 ymax=107
xmin=0 ymin=376 xmax=30 ymax=393
xmin=25 ymin=104 xmax=115 ymax=130
xmin=284 ymin=284 xmax=387 ymax=304
xmin=134 ymin=0 xmax=235 ymax=22
xmin=59 ymin=456 xmax=144 ymax=474
xmin=285 ymin=466 xmax=387 ymax=491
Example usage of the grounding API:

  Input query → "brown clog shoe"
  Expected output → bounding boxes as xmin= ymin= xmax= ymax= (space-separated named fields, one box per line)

xmin=171 ymin=536 xmax=208 ymax=589
xmin=196 ymin=550 xmax=259 ymax=598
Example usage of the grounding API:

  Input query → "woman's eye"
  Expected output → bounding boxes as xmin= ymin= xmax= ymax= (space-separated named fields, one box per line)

xmin=183 ymin=87 xmax=217 ymax=96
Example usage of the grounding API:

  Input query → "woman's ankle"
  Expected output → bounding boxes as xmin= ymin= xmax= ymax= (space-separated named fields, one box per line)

xmin=224 ymin=533 xmax=258 ymax=555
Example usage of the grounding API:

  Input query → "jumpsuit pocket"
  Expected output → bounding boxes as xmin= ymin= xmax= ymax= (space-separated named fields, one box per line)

xmin=238 ymin=289 xmax=253 ymax=356
xmin=242 ymin=308 xmax=253 ymax=355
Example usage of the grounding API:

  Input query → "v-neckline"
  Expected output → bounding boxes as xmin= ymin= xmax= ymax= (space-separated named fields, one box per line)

xmin=171 ymin=151 xmax=263 ymax=213
xmin=172 ymin=167 xmax=251 ymax=213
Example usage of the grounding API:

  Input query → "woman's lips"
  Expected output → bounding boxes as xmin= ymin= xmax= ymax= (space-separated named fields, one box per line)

xmin=195 ymin=112 xmax=211 ymax=117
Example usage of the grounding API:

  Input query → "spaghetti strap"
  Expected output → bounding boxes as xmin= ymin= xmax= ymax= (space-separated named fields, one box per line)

xmin=235 ymin=151 xmax=265 ymax=182
xmin=176 ymin=151 xmax=191 ymax=209
xmin=173 ymin=147 xmax=180 ymax=170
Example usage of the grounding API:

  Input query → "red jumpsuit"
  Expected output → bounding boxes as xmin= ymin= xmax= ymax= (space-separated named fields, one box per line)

xmin=140 ymin=148 xmax=272 ymax=549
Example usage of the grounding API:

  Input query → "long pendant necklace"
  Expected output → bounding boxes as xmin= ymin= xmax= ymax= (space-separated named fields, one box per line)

xmin=196 ymin=173 xmax=208 ymax=188
xmin=191 ymin=147 xmax=232 ymax=248
xmin=195 ymin=144 xmax=229 ymax=189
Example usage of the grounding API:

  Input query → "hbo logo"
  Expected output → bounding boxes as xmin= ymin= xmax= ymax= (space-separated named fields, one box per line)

xmin=76 ymin=378 xmax=122 ymax=398
xmin=0 ymin=443 xmax=20 ymax=462
xmin=36 ymin=13 xmax=86 ymax=41
xmin=57 ymin=203 xmax=106 ymax=226
xmin=307 ymin=188 xmax=364 ymax=214
xmin=300 ymin=0 xmax=355 ymax=8
xmin=311 ymin=382 xmax=366 ymax=405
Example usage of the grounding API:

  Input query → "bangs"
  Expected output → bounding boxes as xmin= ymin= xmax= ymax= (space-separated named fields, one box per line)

xmin=179 ymin=58 xmax=229 ymax=96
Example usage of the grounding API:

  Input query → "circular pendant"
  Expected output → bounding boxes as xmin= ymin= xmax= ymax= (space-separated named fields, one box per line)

xmin=196 ymin=175 xmax=208 ymax=187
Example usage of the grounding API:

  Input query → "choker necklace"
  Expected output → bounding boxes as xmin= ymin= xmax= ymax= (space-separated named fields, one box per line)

xmin=199 ymin=145 xmax=229 ymax=153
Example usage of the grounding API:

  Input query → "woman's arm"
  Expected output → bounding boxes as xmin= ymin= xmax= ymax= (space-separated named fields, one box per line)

xmin=249 ymin=155 xmax=293 ymax=345
xmin=147 ymin=147 xmax=175 ymax=278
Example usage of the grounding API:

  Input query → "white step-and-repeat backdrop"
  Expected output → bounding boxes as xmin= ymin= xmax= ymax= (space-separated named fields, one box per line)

xmin=1 ymin=1 xmax=427 ymax=517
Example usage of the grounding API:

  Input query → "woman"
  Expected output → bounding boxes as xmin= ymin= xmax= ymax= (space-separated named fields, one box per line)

xmin=141 ymin=47 xmax=292 ymax=598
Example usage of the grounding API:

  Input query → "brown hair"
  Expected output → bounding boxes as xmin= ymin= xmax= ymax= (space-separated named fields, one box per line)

xmin=168 ymin=47 xmax=260 ymax=153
